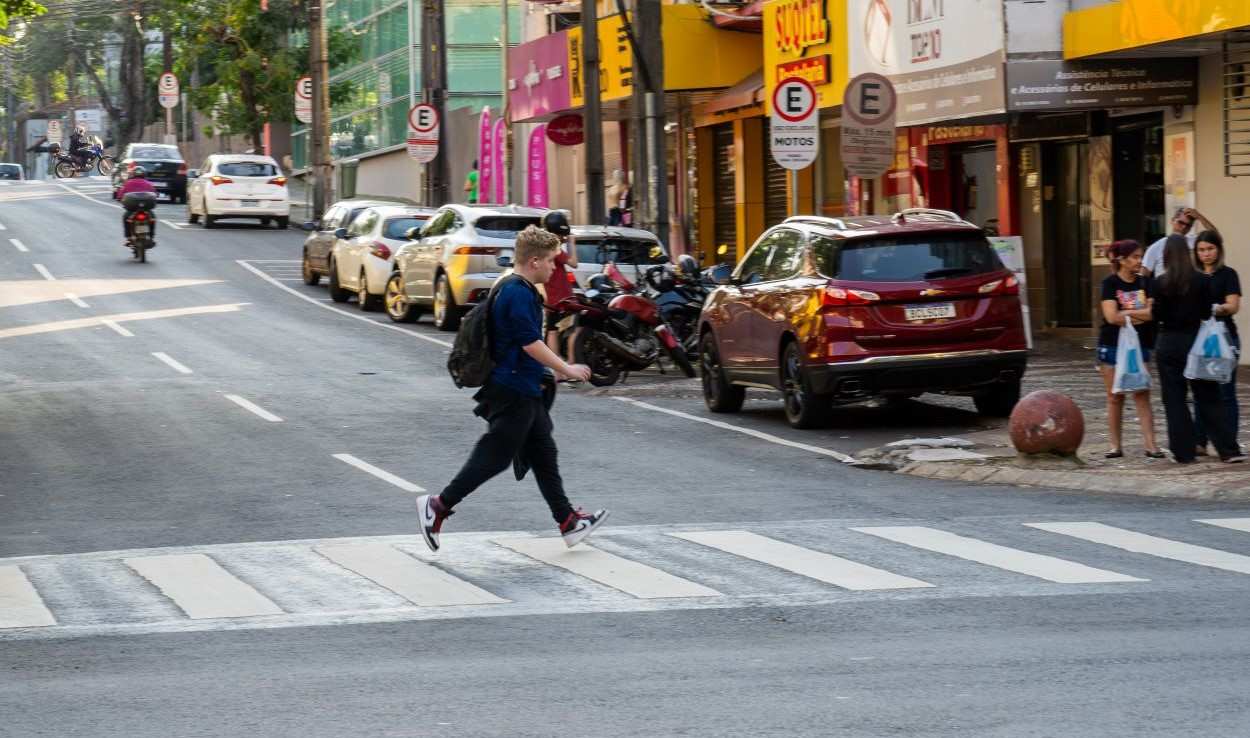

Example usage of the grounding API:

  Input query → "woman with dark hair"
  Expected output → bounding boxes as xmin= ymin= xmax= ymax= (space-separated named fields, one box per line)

xmin=1192 ymin=230 xmax=1243 ymax=455
xmin=1153 ymin=234 xmax=1245 ymax=463
xmin=1096 ymin=239 xmax=1162 ymax=458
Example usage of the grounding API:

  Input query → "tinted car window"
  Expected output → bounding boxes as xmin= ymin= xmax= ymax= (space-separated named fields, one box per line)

xmin=812 ymin=234 xmax=1003 ymax=282
xmin=344 ymin=207 xmax=373 ymax=227
xmin=349 ymin=211 xmax=378 ymax=236
xmin=736 ymin=237 xmax=775 ymax=284
xmin=763 ymin=229 xmax=804 ymax=281
xmin=473 ymin=216 xmax=542 ymax=239
xmin=131 ymin=146 xmax=181 ymax=160
xmin=0 ymin=164 xmax=20 ymax=179
xmin=384 ymin=216 xmax=429 ymax=240
xmin=322 ymin=206 xmax=343 ymax=230
xmin=218 ymin=161 xmax=278 ymax=177
xmin=422 ymin=210 xmax=456 ymax=237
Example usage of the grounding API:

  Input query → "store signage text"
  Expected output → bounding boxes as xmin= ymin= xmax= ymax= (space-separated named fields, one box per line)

xmin=907 ymin=0 xmax=944 ymax=64
xmin=773 ymin=0 xmax=829 ymax=56
xmin=777 ymin=55 xmax=830 ymax=86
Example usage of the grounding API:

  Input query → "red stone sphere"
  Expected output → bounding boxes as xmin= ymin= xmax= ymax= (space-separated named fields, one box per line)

xmin=1008 ymin=390 xmax=1085 ymax=456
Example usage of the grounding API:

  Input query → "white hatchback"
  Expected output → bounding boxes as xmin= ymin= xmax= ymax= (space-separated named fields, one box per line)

xmin=186 ymin=154 xmax=290 ymax=229
xmin=328 ymin=205 xmax=436 ymax=311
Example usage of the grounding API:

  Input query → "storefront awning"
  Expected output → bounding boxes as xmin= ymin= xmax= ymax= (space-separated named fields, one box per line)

xmin=699 ymin=69 xmax=765 ymax=116
xmin=1064 ymin=0 xmax=1250 ymax=59
xmin=712 ymin=0 xmax=765 ymax=32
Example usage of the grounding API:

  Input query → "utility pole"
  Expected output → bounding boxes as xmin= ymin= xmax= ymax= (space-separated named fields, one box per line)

xmin=308 ymin=0 xmax=332 ymax=220
xmin=421 ymin=0 xmax=449 ymax=207
xmin=4 ymin=49 xmax=15 ymax=164
xmin=500 ymin=0 xmax=511 ymax=203
xmin=582 ymin=0 xmax=605 ymax=224
xmin=635 ymin=0 xmax=667 ymax=247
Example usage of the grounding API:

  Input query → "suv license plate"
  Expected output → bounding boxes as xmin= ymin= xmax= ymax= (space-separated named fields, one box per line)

xmin=241 ymin=199 xmax=259 ymax=207
xmin=904 ymin=303 xmax=956 ymax=321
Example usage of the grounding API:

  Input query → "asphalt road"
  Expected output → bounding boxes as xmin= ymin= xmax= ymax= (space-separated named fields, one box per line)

xmin=4 ymin=176 xmax=1250 ymax=737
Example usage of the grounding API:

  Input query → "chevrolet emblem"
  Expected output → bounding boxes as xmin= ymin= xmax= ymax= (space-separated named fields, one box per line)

xmin=920 ymin=288 xmax=945 ymax=296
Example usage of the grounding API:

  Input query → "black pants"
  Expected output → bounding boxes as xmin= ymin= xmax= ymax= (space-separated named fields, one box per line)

xmin=439 ymin=381 xmax=574 ymax=524
xmin=1156 ymin=330 xmax=1239 ymax=462
xmin=1195 ymin=337 xmax=1240 ymax=449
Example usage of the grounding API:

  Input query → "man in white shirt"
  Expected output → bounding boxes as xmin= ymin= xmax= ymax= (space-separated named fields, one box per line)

xmin=1140 ymin=207 xmax=1219 ymax=276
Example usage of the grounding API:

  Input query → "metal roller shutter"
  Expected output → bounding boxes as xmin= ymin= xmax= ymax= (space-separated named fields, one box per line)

xmin=763 ymin=120 xmax=789 ymax=227
xmin=712 ymin=124 xmax=737 ymax=256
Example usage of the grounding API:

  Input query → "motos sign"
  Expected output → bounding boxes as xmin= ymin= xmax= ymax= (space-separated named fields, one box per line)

xmin=770 ymin=77 xmax=819 ymax=171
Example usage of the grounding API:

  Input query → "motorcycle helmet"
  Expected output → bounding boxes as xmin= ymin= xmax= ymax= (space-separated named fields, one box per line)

xmin=677 ymin=254 xmax=699 ymax=278
xmin=131 ymin=166 xmax=147 ymax=178
xmin=49 ymin=142 xmax=61 ymax=154
xmin=542 ymin=210 xmax=571 ymax=238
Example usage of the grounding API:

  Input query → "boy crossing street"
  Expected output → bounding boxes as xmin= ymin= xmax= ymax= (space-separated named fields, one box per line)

xmin=417 ymin=226 xmax=609 ymax=552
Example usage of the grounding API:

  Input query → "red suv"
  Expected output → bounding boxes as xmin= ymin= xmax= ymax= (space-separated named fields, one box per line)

xmin=699 ymin=209 xmax=1028 ymax=428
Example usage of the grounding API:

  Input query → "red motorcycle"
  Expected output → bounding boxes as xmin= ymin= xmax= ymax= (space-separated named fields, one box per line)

xmin=551 ymin=263 xmax=695 ymax=386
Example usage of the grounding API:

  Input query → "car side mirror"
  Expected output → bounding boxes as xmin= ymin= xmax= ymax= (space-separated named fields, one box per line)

xmin=300 ymin=221 xmax=317 ymax=232
xmin=334 ymin=228 xmax=348 ymax=240
xmin=187 ymin=169 xmax=200 ymax=179
xmin=496 ymin=255 xmax=514 ymax=269
xmin=405 ymin=226 xmax=421 ymax=240
xmin=707 ymin=263 xmax=734 ymax=286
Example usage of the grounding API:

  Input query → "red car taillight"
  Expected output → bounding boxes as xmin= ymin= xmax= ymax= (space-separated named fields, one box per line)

xmin=177 ymin=164 xmax=188 ymax=175
xmin=370 ymin=242 xmax=392 ymax=260
xmin=268 ymin=176 xmax=287 ymax=186
xmin=210 ymin=175 xmax=232 ymax=186
xmin=453 ymin=246 xmax=499 ymax=255
xmin=822 ymin=283 xmax=881 ymax=307
xmin=978 ymin=275 xmax=1019 ymax=296
xmin=566 ymin=271 xmax=577 ymax=284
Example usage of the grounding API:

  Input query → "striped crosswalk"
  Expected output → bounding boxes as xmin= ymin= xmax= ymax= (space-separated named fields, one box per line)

xmin=5 ymin=516 xmax=1250 ymax=641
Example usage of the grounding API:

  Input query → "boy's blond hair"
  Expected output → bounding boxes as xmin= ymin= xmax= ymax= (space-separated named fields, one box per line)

xmin=515 ymin=225 xmax=561 ymax=264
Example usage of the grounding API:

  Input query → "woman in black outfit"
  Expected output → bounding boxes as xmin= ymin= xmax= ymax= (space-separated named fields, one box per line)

xmin=1152 ymin=234 xmax=1245 ymax=463
xmin=1192 ymin=231 xmax=1242 ymax=455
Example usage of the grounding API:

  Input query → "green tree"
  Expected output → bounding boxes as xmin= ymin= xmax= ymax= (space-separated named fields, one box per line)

xmin=0 ymin=0 xmax=44 ymax=40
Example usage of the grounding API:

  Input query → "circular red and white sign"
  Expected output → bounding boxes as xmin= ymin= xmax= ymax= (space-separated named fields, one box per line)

xmin=408 ymin=104 xmax=439 ymax=133
xmin=771 ymin=77 xmax=817 ymax=124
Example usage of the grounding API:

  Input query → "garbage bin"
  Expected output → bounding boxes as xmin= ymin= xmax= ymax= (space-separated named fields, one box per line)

xmin=337 ymin=159 xmax=359 ymax=200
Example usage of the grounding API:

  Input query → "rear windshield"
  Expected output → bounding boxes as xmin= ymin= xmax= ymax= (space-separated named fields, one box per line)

xmin=384 ymin=216 xmax=429 ymax=240
xmin=0 ymin=164 xmax=20 ymax=176
xmin=812 ymin=234 xmax=1003 ymax=282
xmin=576 ymin=238 xmax=666 ymax=265
xmin=218 ymin=161 xmax=278 ymax=177
xmin=132 ymin=146 xmax=181 ymax=160
xmin=473 ymin=216 xmax=541 ymax=239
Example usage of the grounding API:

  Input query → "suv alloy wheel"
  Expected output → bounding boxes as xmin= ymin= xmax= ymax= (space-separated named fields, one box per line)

xmin=700 ymin=332 xmax=745 ymax=413
xmin=781 ymin=341 xmax=832 ymax=429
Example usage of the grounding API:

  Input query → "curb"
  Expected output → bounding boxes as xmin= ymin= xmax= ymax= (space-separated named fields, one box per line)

xmin=899 ymin=460 xmax=1250 ymax=501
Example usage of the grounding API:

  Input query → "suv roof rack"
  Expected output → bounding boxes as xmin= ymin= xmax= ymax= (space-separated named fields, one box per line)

xmin=891 ymin=208 xmax=968 ymax=224
xmin=783 ymin=215 xmax=848 ymax=230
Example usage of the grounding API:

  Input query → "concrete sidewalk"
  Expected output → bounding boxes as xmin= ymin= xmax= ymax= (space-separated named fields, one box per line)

xmin=856 ymin=335 xmax=1250 ymax=500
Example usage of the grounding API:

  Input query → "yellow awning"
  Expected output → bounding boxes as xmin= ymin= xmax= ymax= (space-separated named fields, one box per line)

xmin=1064 ymin=0 xmax=1250 ymax=59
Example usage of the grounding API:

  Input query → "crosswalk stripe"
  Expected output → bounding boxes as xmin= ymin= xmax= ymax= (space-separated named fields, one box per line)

xmin=1027 ymin=522 xmax=1250 ymax=575
xmin=671 ymin=530 xmax=933 ymax=591
xmin=1196 ymin=518 xmax=1250 ymax=534
xmin=0 ymin=566 xmax=56 ymax=628
xmin=856 ymin=526 xmax=1146 ymax=584
xmin=315 ymin=543 xmax=507 ymax=607
xmin=495 ymin=537 xmax=722 ymax=599
xmin=124 ymin=554 xmax=284 ymax=619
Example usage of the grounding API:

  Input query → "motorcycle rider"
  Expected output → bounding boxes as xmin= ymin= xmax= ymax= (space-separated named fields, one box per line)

xmin=540 ymin=210 xmax=580 ymax=361
xmin=68 ymin=126 xmax=90 ymax=171
xmin=117 ymin=166 xmax=156 ymax=245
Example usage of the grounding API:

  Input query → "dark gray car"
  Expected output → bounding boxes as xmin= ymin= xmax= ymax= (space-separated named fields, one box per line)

xmin=300 ymin=200 xmax=392 ymax=285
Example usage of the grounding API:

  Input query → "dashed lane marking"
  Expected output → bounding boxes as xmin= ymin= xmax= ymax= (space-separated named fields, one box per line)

xmin=237 ymin=260 xmax=453 ymax=349
xmin=33 ymin=263 xmax=55 ymax=281
xmin=101 ymin=320 xmax=134 ymax=337
xmin=224 ymin=394 xmax=283 ymax=423
xmin=151 ymin=352 xmax=193 ymax=374
xmin=613 ymin=397 xmax=856 ymax=463
xmin=332 ymin=454 xmax=425 ymax=492
xmin=9 ymin=237 xmax=27 ymax=252
xmin=64 ymin=293 xmax=89 ymax=308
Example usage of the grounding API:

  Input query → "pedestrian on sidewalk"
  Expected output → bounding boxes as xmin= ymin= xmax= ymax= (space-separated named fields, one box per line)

xmin=464 ymin=160 xmax=479 ymax=205
xmin=1097 ymin=240 xmax=1164 ymax=459
xmin=416 ymin=226 xmax=609 ymax=553
xmin=1141 ymin=207 xmax=1219 ymax=277
xmin=1192 ymin=230 xmax=1243 ymax=456
xmin=1152 ymin=234 xmax=1245 ymax=464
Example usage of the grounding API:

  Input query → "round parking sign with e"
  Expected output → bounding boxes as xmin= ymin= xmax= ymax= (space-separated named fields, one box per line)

xmin=158 ymin=72 xmax=180 ymax=109
xmin=770 ymin=76 xmax=819 ymax=170
xmin=406 ymin=103 xmax=440 ymax=164
xmin=772 ymin=77 xmax=817 ymax=124
xmin=294 ymin=76 xmax=313 ymax=124
xmin=844 ymin=73 xmax=896 ymax=127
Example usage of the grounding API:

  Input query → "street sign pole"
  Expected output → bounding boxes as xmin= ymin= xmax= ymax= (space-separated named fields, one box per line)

xmin=770 ymin=77 xmax=819 ymax=216
xmin=158 ymin=73 xmax=180 ymax=146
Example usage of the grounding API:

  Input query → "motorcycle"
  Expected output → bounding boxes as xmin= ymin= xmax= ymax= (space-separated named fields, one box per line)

xmin=122 ymin=191 xmax=158 ymax=263
xmin=554 ymin=263 xmax=696 ymax=386
xmin=641 ymin=255 xmax=709 ymax=357
xmin=51 ymin=140 xmax=114 ymax=179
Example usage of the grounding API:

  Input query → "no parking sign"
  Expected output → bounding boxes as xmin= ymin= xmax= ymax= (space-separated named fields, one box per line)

xmin=407 ymin=104 xmax=440 ymax=164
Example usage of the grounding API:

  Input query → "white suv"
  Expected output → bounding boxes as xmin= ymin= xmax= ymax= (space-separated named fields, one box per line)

xmin=386 ymin=204 xmax=547 ymax=330
xmin=327 ymin=205 xmax=435 ymax=311
xmin=187 ymin=154 xmax=290 ymax=229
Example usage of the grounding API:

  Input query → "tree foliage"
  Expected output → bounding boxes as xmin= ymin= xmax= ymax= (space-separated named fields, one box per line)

xmin=0 ymin=0 xmax=44 ymax=40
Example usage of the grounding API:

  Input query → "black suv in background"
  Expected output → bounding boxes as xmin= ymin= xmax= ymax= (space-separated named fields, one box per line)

xmin=111 ymin=143 xmax=187 ymax=203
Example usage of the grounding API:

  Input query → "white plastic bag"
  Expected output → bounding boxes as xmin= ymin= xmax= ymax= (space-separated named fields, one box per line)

xmin=1184 ymin=310 xmax=1236 ymax=384
xmin=1112 ymin=316 xmax=1151 ymax=394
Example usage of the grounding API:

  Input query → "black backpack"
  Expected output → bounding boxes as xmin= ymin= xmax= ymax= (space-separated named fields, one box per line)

xmin=447 ymin=275 xmax=521 ymax=388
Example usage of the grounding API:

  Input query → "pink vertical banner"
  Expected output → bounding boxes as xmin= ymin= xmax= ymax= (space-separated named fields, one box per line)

xmin=492 ymin=118 xmax=506 ymax=204
xmin=477 ymin=107 xmax=492 ymax=204
xmin=527 ymin=125 xmax=548 ymax=208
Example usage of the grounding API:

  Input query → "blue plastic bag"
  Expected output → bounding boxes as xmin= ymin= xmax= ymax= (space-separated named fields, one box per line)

xmin=1184 ymin=311 xmax=1236 ymax=384
xmin=1112 ymin=316 xmax=1151 ymax=394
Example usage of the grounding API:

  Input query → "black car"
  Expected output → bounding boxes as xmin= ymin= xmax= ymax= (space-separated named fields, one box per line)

xmin=0 ymin=163 xmax=24 ymax=180
xmin=112 ymin=143 xmax=187 ymax=203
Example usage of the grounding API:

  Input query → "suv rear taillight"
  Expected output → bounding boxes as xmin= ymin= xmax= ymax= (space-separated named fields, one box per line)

xmin=453 ymin=246 xmax=499 ymax=255
xmin=177 ymin=163 xmax=188 ymax=175
xmin=210 ymin=175 xmax=232 ymax=186
xmin=978 ymin=275 xmax=1019 ymax=296
xmin=370 ymin=242 xmax=392 ymax=260
xmin=268 ymin=176 xmax=287 ymax=186
xmin=823 ymin=283 xmax=881 ymax=307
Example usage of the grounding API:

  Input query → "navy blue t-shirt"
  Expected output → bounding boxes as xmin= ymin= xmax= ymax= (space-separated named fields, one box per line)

xmin=489 ymin=276 xmax=545 ymax=397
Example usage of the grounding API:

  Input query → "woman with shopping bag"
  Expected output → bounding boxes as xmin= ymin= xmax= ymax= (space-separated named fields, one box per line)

xmin=1097 ymin=240 xmax=1163 ymax=459
xmin=1192 ymin=231 xmax=1242 ymax=456
xmin=1153 ymin=235 xmax=1245 ymax=464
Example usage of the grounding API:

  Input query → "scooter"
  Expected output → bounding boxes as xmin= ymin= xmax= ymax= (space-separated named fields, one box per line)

xmin=122 ymin=191 xmax=158 ymax=263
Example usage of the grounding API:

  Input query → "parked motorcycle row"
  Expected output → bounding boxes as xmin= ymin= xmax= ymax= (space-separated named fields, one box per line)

xmin=544 ymin=251 xmax=723 ymax=387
